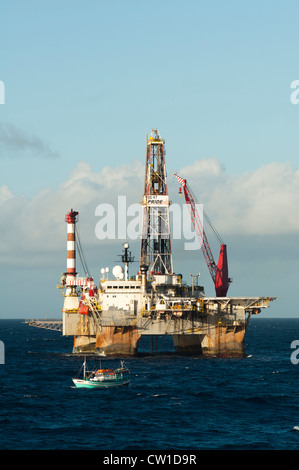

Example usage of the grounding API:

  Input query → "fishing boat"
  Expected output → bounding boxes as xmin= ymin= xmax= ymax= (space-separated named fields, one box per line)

xmin=72 ymin=357 xmax=130 ymax=389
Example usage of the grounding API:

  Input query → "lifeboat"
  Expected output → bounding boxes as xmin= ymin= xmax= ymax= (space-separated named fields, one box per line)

xmin=79 ymin=305 xmax=89 ymax=315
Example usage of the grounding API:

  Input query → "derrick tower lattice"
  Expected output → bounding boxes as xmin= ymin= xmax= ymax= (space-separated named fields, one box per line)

xmin=140 ymin=129 xmax=173 ymax=275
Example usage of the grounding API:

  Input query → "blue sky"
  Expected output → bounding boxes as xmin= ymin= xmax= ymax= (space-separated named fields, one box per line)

xmin=1 ymin=0 xmax=299 ymax=318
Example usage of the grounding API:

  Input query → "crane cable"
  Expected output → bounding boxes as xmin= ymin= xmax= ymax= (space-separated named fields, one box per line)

xmin=203 ymin=209 xmax=223 ymax=245
xmin=188 ymin=184 xmax=224 ymax=245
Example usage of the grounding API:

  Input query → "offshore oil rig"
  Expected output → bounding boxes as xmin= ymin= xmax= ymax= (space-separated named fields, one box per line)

xmin=57 ymin=129 xmax=275 ymax=356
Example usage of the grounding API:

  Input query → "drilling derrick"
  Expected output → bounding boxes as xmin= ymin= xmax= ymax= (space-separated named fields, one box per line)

xmin=140 ymin=129 xmax=173 ymax=275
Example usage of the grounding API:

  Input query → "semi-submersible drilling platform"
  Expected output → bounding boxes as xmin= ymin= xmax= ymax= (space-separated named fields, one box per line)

xmin=58 ymin=129 xmax=275 ymax=356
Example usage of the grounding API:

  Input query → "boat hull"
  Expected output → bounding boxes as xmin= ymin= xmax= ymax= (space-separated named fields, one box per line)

xmin=72 ymin=377 xmax=130 ymax=389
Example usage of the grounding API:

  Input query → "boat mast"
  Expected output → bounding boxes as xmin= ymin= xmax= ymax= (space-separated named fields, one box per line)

xmin=83 ymin=357 xmax=86 ymax=380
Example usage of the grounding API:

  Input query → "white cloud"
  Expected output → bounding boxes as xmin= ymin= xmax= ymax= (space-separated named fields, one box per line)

xmin=179 ymin=157 xmax=224 ymax=179
xmin=0 ymin=157 xmax=298 ymax=269
xmin=180 ymin=159 xmax=299 ymax=235
xmin=0 ymin=159 xmax=144 ymax=267
xmin=0 ymin=185 xmax=14 ymax=204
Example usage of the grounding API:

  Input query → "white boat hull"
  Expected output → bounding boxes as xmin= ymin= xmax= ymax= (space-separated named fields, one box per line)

xmin=72 ymin=377 xmax=130 ymax=389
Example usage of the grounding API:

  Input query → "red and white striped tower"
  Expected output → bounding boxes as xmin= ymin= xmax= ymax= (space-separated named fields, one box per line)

xmin=65 ymin=209 xmax=79 ymax=285
xmin=62 ymin=209 xmax=79 ymax=336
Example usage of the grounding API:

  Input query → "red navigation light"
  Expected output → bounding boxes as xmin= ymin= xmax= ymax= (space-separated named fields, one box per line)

xmin=65 ymin=209 xmax=79 ymax=223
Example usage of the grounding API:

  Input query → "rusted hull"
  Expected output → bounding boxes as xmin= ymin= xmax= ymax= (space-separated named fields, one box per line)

xmin=73 ymin=325 xmax=245 ymax=357
xmin=201 ymin=324 xmax=245 ymax=357
xmin=96 ymin=326 xmax=141 ymax=355
xmin=72 ymin=326 xmax=141 ymax=355
xmin=73 ymin=334 xmax=96 ymax=353
xmin=172 ymin=324 xmax=246 ymax=357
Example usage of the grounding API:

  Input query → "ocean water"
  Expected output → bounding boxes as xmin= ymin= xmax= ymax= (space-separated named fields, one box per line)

xmin=0 ymin=318 xmax=299 ymax=450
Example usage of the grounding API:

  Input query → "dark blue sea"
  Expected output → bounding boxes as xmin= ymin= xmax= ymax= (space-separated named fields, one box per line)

xmin=1 ymin=318 xmax=299 ymax=451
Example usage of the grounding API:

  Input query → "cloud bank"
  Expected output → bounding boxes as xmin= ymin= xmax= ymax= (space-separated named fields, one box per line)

xmin=179 ymin=158 xmax=299 ymax=236
xmin=0 ymin=157 xmax=298 ymax=268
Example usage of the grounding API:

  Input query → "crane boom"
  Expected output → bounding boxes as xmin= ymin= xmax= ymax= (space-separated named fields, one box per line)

xmin=173 ymin=173 xmax=230 ymax=297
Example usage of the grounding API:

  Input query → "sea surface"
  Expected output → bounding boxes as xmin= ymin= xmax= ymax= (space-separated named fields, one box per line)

xmin=1 ymin=318 xmax=299 ymax=450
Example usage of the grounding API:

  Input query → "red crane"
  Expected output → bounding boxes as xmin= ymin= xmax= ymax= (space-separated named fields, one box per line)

xmin=173 ymin=173 xmax=231 ymax=297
